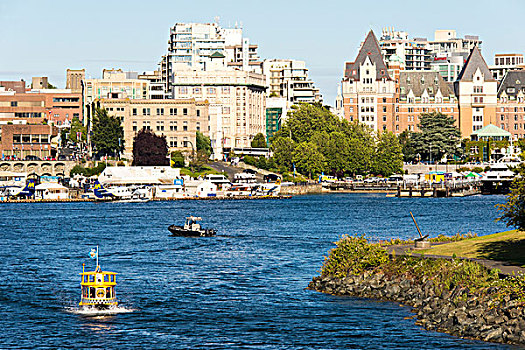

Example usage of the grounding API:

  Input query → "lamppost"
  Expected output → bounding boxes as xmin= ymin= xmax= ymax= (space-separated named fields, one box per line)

xmin=186 ymin=140 xmax=195 ymax=170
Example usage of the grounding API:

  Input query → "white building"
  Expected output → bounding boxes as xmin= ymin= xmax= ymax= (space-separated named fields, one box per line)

xmin=489 ymin=54 xmax=525 ymax=81
xmin=262 ymin=59 xmax=322 ymax=104
xmin=379 ymin=27 xmax=432 ymax=71
xmin=170 ymin=63 xmax=266 ymax=152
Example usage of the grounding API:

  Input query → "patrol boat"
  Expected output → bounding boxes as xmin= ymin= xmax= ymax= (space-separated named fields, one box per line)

xmin=79 ymin=246 xmax=118 ymax=309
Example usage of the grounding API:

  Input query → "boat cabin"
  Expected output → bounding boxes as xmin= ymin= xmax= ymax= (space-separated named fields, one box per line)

xmin=184 ymin=216 xmax=202 ymax=231
xmin=79 ymin=265 xmax=117 ymax=307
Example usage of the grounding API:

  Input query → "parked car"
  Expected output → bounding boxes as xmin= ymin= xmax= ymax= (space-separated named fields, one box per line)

xmin=57 ymin=155 xmax=67 ymax=161
xmin=24 ymin=155 xmax=41 ymax=161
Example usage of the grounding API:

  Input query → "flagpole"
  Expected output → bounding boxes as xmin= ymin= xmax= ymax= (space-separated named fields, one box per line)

xmin=96 ymin=245 xmax=99 ymax=269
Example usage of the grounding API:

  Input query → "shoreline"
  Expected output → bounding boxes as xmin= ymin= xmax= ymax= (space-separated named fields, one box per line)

xmin=0 ymin=195 xmax=292 ymax=203
xmin=310 ymin=235 xmax=525 ymax=346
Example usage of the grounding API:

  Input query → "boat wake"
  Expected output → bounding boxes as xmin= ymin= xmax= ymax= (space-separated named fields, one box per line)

xmin=66 ymin=305 xmax=135 ymax=317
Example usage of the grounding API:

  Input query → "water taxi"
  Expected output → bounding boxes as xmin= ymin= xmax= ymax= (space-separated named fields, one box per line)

xmin=79 ymin=246 xmax=118 ymax=309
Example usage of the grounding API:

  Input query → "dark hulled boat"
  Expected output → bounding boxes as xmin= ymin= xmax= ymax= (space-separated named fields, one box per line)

xmin=168 ymin=216 xmax=217 ymax=237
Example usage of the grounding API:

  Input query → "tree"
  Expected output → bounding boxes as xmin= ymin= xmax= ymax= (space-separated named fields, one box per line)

xmin=278 ymin=103 xmax=340 ymax=143
xmin=91 ymin=107 xmax=124 ymax=157
xmin=196 ymin=131 xmax=212 ymax=155
xmin=132 ymin=129 xmax=169 ymax=166
xmin=398 ymin=130 xmax=416 ymax=163
xmin=373 ymin=131 xmax=404 ymax=177
xmin=171 ymin=151 xmax=185 ymax=168
xmin=496 ymin=166 xmax=525 ymax=229
xmin=251 ymin=133 xmax=267 ymax=148
xmin=411 ymin=111 xmax=461 ymax=162
xmin=270 ymin=136 xmax=296 ymax=172
xmin=68 ymin=117 xmax=87 ymax=144
xmin=292 ymin=142 xmax=325 ymax=179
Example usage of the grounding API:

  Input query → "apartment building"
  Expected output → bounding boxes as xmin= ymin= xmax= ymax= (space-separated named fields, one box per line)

xmin=97 ymin=98 xmax=209 ymax=160
xmin=162 ymin=22 xmax=262 ymax=91
xmin=341 ymin=30 xmax=397 ymax=131
xmin=379 ymin=28 xmax=432 ymax=71
xmin=429 ymin=30 xmax=481 ymax=55
xmin=263 ymin=59 xmax=322 ymax=105
xmin=138 ymin=70 xmax=167 ymax=100
xmin=490 ymin=54 xmax=525 ymax=81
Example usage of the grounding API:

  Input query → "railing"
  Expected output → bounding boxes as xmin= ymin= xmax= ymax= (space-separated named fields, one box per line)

xmin=81 ymin=297 xmax=117 ymax=303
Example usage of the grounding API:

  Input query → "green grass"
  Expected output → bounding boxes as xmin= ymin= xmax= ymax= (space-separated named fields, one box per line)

xmin=418 ymin=230 xmax=525 ymax=267
xmin=179 ymin=165 xmax=221 ymax=178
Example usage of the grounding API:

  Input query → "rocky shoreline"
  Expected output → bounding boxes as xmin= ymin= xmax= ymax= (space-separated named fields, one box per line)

xmin=308 ymin=270 xmax=525 ymax=345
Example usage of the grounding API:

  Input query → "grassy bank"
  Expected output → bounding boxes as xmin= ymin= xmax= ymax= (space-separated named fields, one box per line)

xmin=320 ymin=235 xmax=525 ymax=304
xmin=417 ymin=230 xmax=525 ymax=267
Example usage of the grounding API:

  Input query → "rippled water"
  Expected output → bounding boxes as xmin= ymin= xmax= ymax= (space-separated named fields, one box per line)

xmin=0 ymin=194 xmax=515 ymax=349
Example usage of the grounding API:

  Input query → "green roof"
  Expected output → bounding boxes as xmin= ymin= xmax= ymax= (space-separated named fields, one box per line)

xmin=210 ymin=51 xmax=225 ymax=58
xmin=471 ymin=124 xmax=511 ymax=137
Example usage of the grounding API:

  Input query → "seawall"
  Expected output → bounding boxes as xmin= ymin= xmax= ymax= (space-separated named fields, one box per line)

xmin=308 ymin=269 xmax=525 ymax=345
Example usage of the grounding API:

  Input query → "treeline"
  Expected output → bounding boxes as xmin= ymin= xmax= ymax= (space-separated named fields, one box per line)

xmin=268 ymin=103 xmax=403 ymax=178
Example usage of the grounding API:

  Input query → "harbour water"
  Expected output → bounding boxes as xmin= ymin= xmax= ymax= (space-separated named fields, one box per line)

xmin=0 ymin=194 xmax=514 ymax=349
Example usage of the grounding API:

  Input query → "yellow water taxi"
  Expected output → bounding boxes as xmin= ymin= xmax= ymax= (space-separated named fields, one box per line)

xmin=79 ymin=246 xmax=118 ymax=309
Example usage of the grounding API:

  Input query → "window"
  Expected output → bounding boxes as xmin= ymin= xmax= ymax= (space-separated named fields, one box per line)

xmin=382 ymin=98 xmax=386 ymax=103
xmin=132 ymin=121 xmax=137 ymax=131
xmin=170 ymin=108 xmax=177 ymax=116
xmin=196 ymin=109 xmax=200 ymax=117
xmin=13 ymin=134 xmax=21 ymax=143
xmin=142 ymin=108 xmax=151 ymax=116
xmin=196 ymin=122 xmax=200 ymax=131
xmin=183 ymin=108 xmax=188 ymax=116
xmin=132 ymin=108 xmax=137 ymax=116
xmin=382 ymin=115 xmax=386 ymax=122
xmin=183 ymin=121 xmax=188 ymax=131
xmin=156 ymin=121 xmax=164 ymax=131
xmin=157 ymin=108 xmax=164 ymax=115
xmin=170 ymin=121 xmax=177 ymax=131
xmin=383 ymin=106 xmax=387 ymax=113
xmin=10 ymin=101 xmax=17 ymax=107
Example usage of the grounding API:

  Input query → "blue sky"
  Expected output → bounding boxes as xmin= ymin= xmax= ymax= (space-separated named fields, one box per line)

xmin=1 ymin=0 xmax=523 ymax=105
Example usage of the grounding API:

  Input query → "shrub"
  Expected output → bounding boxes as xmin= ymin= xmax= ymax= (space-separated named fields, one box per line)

xmin=321 ymin=235 xmax=389 ymax=278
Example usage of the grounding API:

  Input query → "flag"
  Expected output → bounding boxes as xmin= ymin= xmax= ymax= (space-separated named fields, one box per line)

xmin=90 ymin=248 xmax=97 ymax=259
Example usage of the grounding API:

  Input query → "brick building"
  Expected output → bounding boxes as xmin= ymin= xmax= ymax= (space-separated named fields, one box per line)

xmin=0 ymin=90 xmax=82 ymax=125
xmin=0 ymin=124 xmax=58 ymax=159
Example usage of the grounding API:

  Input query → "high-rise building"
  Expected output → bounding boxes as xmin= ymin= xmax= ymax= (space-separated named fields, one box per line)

xmin=429 ymin=30 xmax=481 ymax=55
xmin=262 ymin=59 xmax=322 ymax=104
xmin=489 ymin=54 xmax=525 ymax=81
xmin=162 ymin=22 xmax=262 ymax=91
xmin=379 ymin=28 xmax=432 ymax=71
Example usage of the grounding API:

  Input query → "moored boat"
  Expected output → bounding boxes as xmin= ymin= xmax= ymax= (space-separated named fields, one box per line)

xmin=168 ymin=216 xmax=217 ymax=237
xmin=79 ymin=246 xmax=118 ymax=309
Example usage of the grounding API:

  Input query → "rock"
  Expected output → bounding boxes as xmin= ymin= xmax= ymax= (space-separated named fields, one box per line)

xmin=484 ymin=327 xmax=503 ymax=342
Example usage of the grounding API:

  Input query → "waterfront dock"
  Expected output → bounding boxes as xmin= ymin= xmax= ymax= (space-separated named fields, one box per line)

xmin=322 ymin=180 xmax=482 ymax=197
